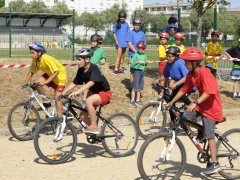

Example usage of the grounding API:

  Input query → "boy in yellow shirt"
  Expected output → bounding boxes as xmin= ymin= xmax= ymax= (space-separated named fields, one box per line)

xmin=24 ymin=43 xmax=67 ymax=116
xmin=205 ymin=31 xmax=222 ymax=77
xmin=172 ymin=32 xmax=185 ymax=54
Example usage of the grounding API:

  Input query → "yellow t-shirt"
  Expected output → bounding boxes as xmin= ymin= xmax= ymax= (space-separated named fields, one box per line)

xmin=205 ymin=41 xmax=222 ymax=69
xmin=30 ymin=54 xmax=67 ymax=86
xmin=171 ymin=44 xmax=185 ymax=54
xmin=158 ymin=44 xmax=168 ymax=60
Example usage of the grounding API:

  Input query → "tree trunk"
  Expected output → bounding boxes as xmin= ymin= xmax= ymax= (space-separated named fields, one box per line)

xmin=196 ymin=14 xmax=203 ymax=49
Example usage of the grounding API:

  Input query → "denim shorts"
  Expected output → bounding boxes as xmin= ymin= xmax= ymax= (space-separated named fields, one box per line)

xmin=132 ymin=70 xmax=144 ymax=91
xmin=183 ymin=110 xmax=216 ymax=139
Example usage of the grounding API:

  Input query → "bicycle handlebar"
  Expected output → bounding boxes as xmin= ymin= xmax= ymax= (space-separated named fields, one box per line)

xmin=22 ymin=83 xmax=39 ymax=90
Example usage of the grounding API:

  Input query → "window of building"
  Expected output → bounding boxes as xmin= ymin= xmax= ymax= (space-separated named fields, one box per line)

xmin=151 ymin=8 xmax=155 ymax=11
xmin=145 ymin=8 xmax=148 ymax=11
xmin=54 ymin=0 xmax=58 ymax=2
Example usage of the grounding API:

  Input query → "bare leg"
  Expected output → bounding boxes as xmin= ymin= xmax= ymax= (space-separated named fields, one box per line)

xmin=119 ymin=48 xmax=127 ymax=70
xmin=136 ymin=91 xmax=140 ymax=101
xmin=208 ymin=138 xmax=218 ymax=163
xmin=35 ymin=76 xmax=47 ymax=96
xmin=114 ymin=48 xmax=123 ymax=70
xmin=54 ymin=91 xmax=62 ymax=116
xmin=85 ymin=94 xmax=102 ymax=128
xmin=131 ymin=90 xmax=135 ymax=102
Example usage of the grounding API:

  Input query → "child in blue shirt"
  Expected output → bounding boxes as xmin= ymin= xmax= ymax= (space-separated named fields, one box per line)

xmin=130 ymin=41 xmax=149 ymax=107
xmin=112 ymin=10 xmax=130 ymax=75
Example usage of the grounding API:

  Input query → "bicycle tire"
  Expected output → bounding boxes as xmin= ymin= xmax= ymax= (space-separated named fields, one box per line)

xmin=34 ymin=117 xmax=77 ymax=164
xmin=136 ymin=101 xmax=167 ymax=139
xmin=8 ymin=102 xmax=41 ymax=141
xmin=101 ymin=113 xmax=138 ymax=157
xmin=137 ymin=132 xmax=186 ymax=180
xmin=216 ymin=128 xmax=240 ymax=179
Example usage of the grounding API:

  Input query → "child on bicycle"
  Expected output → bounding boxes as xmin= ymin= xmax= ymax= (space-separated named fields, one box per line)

xmin=24 ymin=43 xmax=67 ymax=116
xmin=82 ymin=34 xmax=107 ymax=107
xmin=62 ymin=48 xmax=112 ymax=135
xmin=130 ymin=41 xmax=148 ymax=107
xmin=169 ymin=48 xmax=223 ymax=175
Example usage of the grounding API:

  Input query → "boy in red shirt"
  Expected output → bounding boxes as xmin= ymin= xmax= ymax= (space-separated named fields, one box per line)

xmin=169 ymin=48 xmax=223 ymax=175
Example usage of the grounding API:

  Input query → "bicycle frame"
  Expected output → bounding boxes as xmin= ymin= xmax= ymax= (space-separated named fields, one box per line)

xmin=24 ymin=84 xmax=57 ymax=118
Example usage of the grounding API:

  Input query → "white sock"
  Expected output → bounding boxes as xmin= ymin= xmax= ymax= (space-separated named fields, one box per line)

xmin=238 ymin=92 xmax=240 ymax=96
xmin=234 ymin=92 xmax=237 ymax=97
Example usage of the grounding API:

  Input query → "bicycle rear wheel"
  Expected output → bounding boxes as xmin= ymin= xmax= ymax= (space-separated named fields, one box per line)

xmin=34 ymin=117 xmax=77 ymax=164
xmin=217 ymin=128 xmax=240 ymax=179
xmin=8 ymin=102 xmax=40 ymax=141
xmin=101 ymin=113 xmax=138 ymax=157
xmin=136 ymin=101 xmax=167 ymax=139
xmin=137 ymin=132 xmax=186 ymax=180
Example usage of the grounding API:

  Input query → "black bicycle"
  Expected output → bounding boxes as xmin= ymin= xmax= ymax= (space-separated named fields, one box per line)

xmin=34 ymin=95 xmax=138 ymax=164
xmin=136 ymin=86 xmax=187 ymax=139
xmin=137 ymin=105 xmax=240 ymax=179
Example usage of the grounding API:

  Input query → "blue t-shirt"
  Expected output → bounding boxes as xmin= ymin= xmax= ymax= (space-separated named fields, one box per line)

xmin=164 ymin=59 xmax=188 ymax=81
xmin=162 ymin=27 xmax=181 ymax=34
xmin=112 ymin=21 xmax=130 ymax=48
xmin=127 ymin=30 xmax=146 ymax=57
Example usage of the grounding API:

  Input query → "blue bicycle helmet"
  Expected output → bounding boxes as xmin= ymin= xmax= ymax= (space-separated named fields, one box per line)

xmin=29 ymin=43 xmax=46 ymax=52
xmin=205 ymin=63 xmax=213 ymax=69
xmin=168 ymin=23 xmax=178 ymax=29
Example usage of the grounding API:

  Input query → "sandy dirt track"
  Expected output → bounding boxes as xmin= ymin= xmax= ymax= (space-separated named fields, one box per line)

xmin=0 ymin=58 xmax=239 ymax=179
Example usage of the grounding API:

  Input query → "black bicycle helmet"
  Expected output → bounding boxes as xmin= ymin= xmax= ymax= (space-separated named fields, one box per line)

xmin=168 ymin=16 xmax=177 ymax=24
xmin=132 ymin=17 xmax=142 ymax=24
xmin=90 ymin=34 xmax=103 ymax=44
xmin=74 ymin=48 xmax=93 ymax=58
xmin=118 ymin=10 xmax=127 ymax=18
xmin=166 ymin=46 xmax=180 ymax=57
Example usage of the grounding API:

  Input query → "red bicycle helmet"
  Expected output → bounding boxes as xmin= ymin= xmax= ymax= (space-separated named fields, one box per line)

xmin=179 ymin=48 xmax=204 ymax=61
xmin=159 ymin=32 xmax=170 ymax=40
xmin=137 ymin=41 xmax=146 ymax=49
xmin=174 ymin=32 xmax=185 ymax=40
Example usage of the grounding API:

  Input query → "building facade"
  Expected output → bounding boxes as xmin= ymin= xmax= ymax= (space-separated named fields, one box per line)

xmin=143 ymin=2 xmax=192 ymax=18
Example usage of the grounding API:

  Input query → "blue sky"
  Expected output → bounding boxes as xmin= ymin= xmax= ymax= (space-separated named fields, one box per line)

xmin=144 ymin=0 xmax=240 ymax=8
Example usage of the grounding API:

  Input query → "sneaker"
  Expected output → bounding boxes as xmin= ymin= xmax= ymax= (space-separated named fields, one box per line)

xmin=130 ymin=101 xmax=137 ymax=107
xmin=43 ymin=102 xmax=51 ymax=108
xmin=233 ymin=95 xmax=237 ymax=100
xmin=135 ymin=100 xmax=143 ymax=106
xmin=113 ymin=69 xmax=119 ymax=75
xmin=118 ymin=68 xmax=124 ymax=73
xmin=83 ymin=128 xmax=100 ymax=135
xmin=196 ymin=131 xmax=206 ymax=143
xmin=204 ymin=162 xmax=221 ymax=175
xmin=140 ymin=91 xmax=143 ymax=98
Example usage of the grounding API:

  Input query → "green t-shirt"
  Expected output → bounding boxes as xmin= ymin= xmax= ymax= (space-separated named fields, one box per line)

xmin=168 ymin=36 xmax=175 ymax=45
xmin=130 ymin=52 xmax=147 ymax=71
xmin=90 ymin=47 xmax=106 ymax=70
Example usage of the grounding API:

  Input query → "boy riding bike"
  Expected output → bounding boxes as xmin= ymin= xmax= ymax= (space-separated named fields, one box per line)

xmin=62 ymin=48 xmax=112 ymax=135
xmin=169 ymin=48 xmax=223 ymax=175
xmin=24 ymin=43 xmax=67 ymax=116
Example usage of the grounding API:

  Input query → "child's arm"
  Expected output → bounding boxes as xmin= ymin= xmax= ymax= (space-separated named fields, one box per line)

xmin=100 ymin=58 xmax=106 ymax=65
xmin=70 ymin=81 xmax=95 ymax=97
xmin=83 ymin=89 xmax=88 ymax=100
xmin=113 ymin=33 xmax=118 ymax=47
xmin=62 ymin=82 xmax=77 ymax=95
xmin=38 ymin=71 xmax=59 ymax=86
xmin=24 ymin=71 xmax=34 ymax=84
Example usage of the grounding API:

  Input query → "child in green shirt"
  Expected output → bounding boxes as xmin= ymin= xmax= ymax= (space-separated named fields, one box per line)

xmin=130 ymin=41 xmax=149 ymax=107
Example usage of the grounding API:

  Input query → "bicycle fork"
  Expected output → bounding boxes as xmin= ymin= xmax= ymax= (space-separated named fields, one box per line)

xmin=159 ymin=131 xmax=176 ymax=162
xmin=149 ymin=101 xmax=162 ymax=123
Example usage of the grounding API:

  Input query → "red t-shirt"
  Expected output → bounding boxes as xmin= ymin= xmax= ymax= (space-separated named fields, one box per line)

xmin=180 ymin=67 xmax=223 ymax=122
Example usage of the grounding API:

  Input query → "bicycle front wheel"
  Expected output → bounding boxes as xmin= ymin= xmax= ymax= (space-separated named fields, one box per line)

xmin=137 ymin=132 xmax=186 ymax=180
xmin=136 ymin=101 xmax=167 ymax=139
xmin=8 ymin=102 xmax=40 ymax=141
xmin=101 ymin=113 xmax=138 ymax=157
xmin=34 ymin=117 xmax=77 ymax=164
xmin=217 ymin=128 xmax=240 ymax=179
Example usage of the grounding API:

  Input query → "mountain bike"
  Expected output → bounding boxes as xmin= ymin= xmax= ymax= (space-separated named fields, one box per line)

xmin=33 ymin=94 xmax=138 ymax=164
xmin=8 ymin=83 xmax=80 ymax=141
xmin=137 ymin=105 xmax=240 ymax=179
xmin=136 ymin=85 xmax=187 ymax=139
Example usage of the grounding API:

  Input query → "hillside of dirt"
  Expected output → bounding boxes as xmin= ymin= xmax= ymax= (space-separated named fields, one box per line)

xmin=0 ymin=58 xmax=239 ymax=129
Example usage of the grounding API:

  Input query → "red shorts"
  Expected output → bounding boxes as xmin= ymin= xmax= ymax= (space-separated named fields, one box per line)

xmin=158 ymin=61 xmax=167 ymax=75
xmin=41 ymin=73 xmax=65 ymax=93
xmin=98 ymin=90 xmax=112 ymax=106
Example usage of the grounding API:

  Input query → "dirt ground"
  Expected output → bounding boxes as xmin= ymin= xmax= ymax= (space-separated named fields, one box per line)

xmin=0 ymin=58 xmax=240 ymax=179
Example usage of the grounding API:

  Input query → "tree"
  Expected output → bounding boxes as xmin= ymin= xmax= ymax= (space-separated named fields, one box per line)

xmin=50 ymin=2 xmax=72 ymax=25
xmin=27 ymin=0 xmax=48 ymax=13
xmin=77 ymin=12 xmax=94 ymax=38
xmin=191 ymin=0 xmax=230 ymax=48
xmin=8 ymin=0 xmax=27 ymax=12
xmin=149 ymin=14 xmax=167 ymax=34
xmin=0 ymin=0 xmax=4 ymax=9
